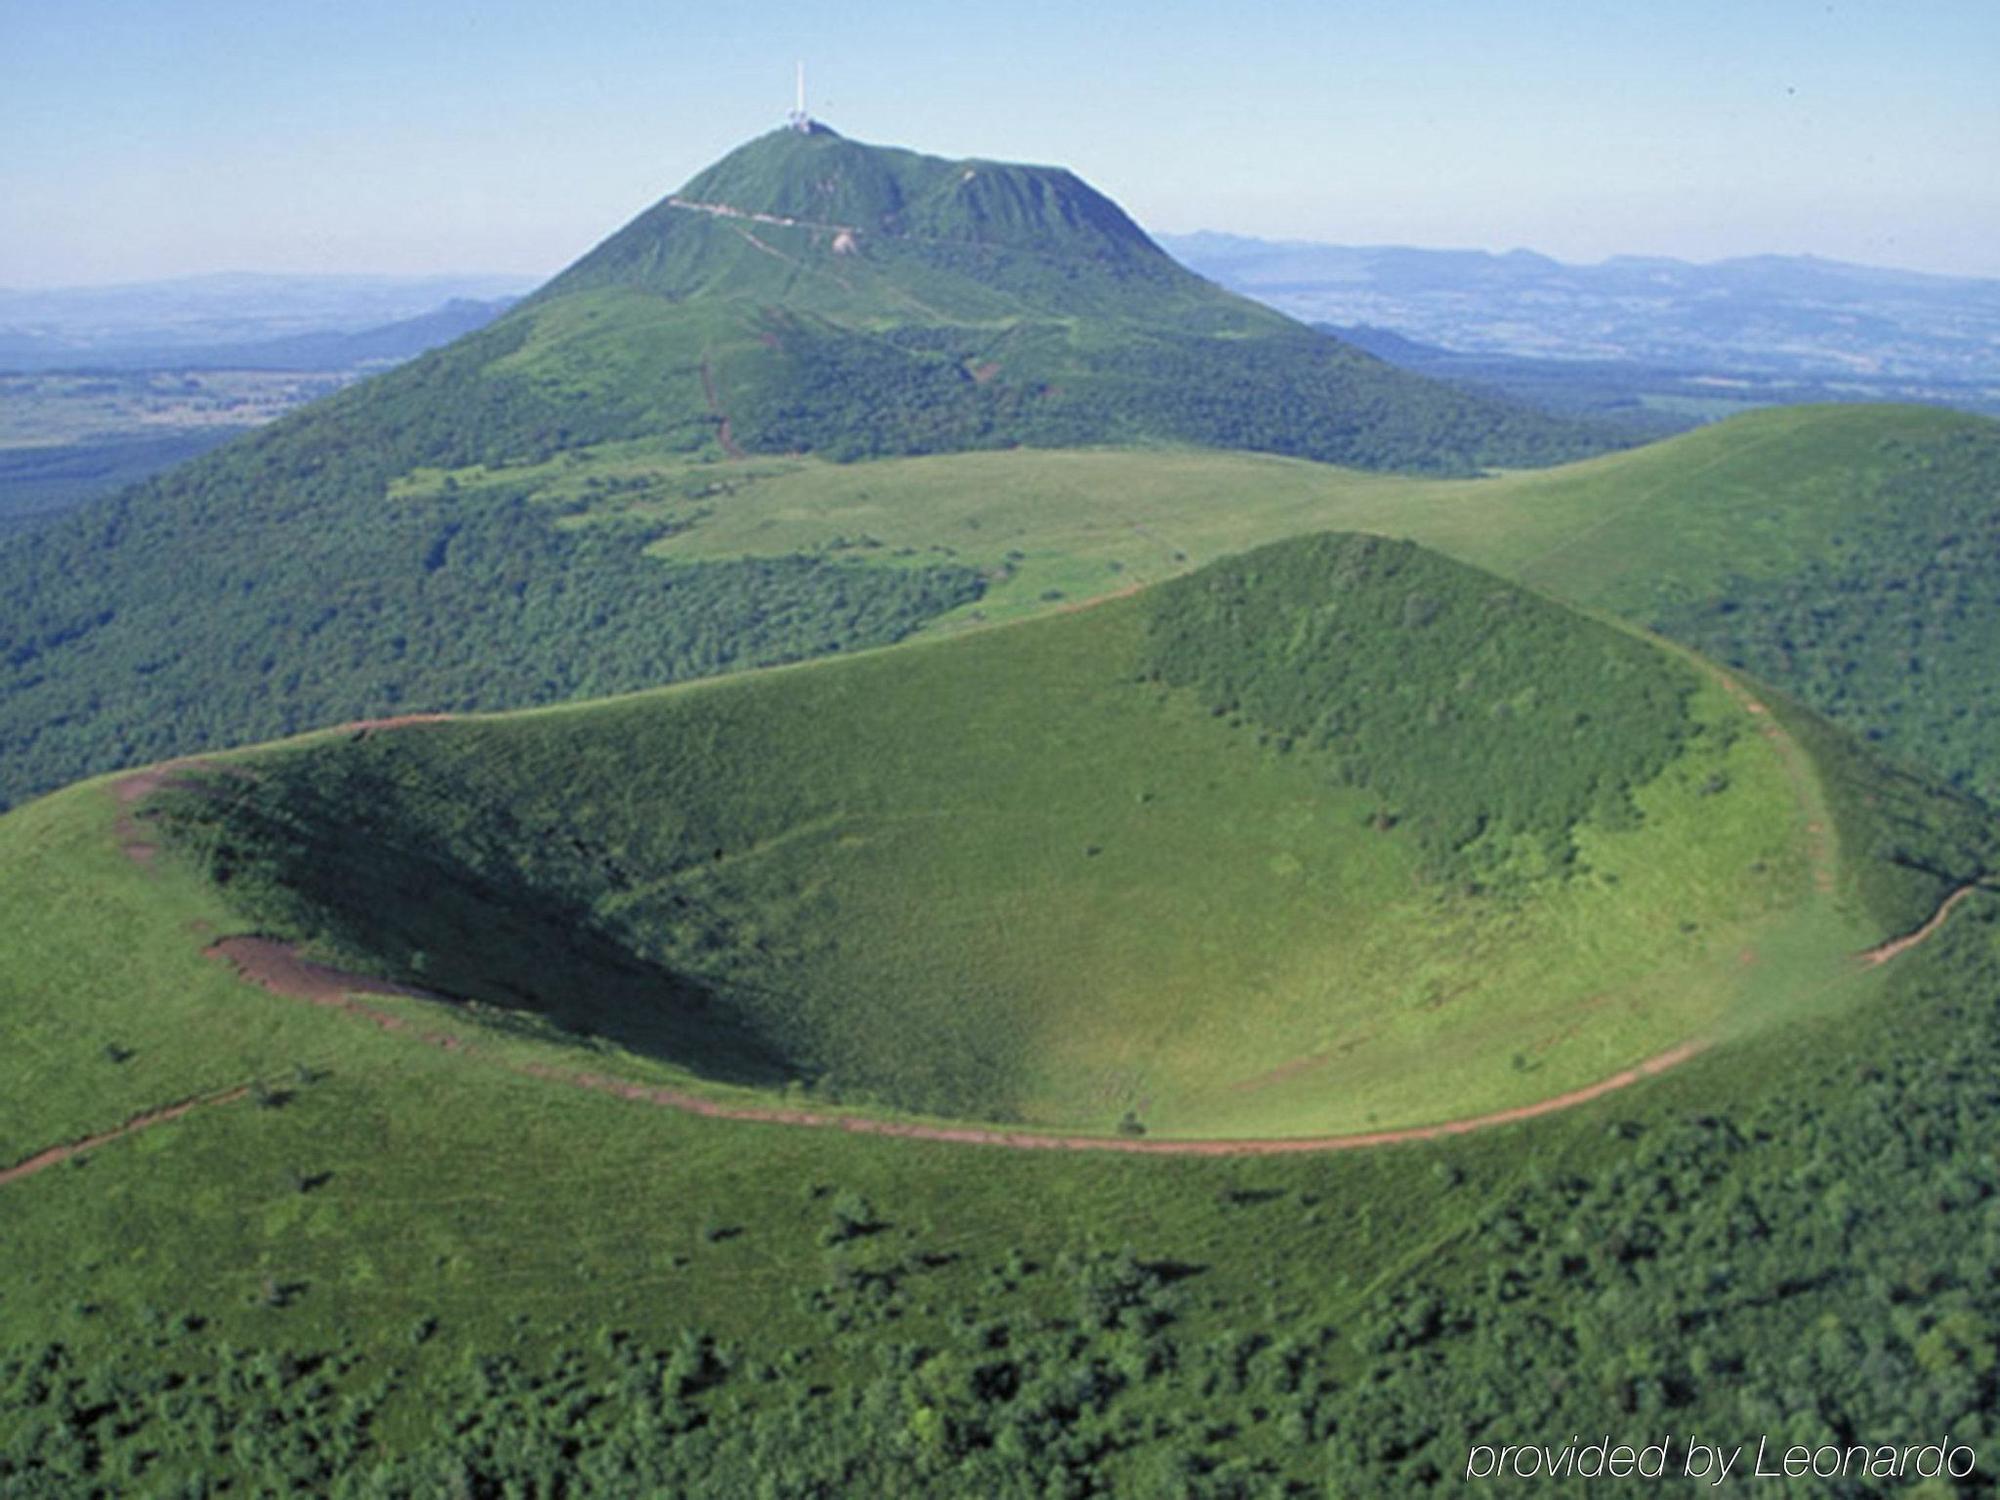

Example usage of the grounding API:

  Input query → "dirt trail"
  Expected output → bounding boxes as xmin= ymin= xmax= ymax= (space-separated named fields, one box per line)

xmin=196 ymin=853 xmax=1976 ymax=1159
xmin=70 ymin=696 xmax=1979 ymax=1172
xmin=1704 ymin=676 xmax=1837 ymax=896
xmin=27 ymin=871 xmax=1980 ymax=1189
xmin=1052 ymin=580 xmax=1145 ymax=616
xmin=1859 ymin=885 xmax=1983 ymax=965
xmin=525 ymin=1040 xmax=1711 ymax=1157
xmin=109 ymin=714 xmax=454 ymax=867
xmin=1 ymin=932 xmax=464 ymax=1193
xmin=332 ymin=713 xmax=455 ymax=737
xmin=206 ymin=937 xmax=468 ymax=1054
xmin=112 ymin=759 xmax=221 ymax=865
xmin=207 ymin=936 xmax=433 ymax=1010
xmin=668 ymin=197 xmax=860 ymax=236
xmin=0 ymin=1086 xmax=252 ymax=1189
xmin=1694 ymin=664 xmax=1989 ymax=962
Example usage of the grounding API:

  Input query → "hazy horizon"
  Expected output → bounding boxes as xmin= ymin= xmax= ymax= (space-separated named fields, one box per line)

xmin=12 ymin=229 xmax=2000 ymax=300
xmin=5 ymin=0 xmax=1997 ymax=286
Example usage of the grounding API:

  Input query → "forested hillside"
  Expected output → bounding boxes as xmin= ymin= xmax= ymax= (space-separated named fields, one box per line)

xmin=0 ymin=399 xmax=981 ymax=808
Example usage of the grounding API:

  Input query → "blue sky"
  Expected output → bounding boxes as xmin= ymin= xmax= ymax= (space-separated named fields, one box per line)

xmin=3 ymin=0 xmax=1996 ymax=285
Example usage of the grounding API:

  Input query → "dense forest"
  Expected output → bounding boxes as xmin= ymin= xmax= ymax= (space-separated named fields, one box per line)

xmin=720 ymin=313 xmax=1615 ymax=472
xmin=0 ymin=365 xmax=984 ymax=810
xmin=1142 ymin=533 xmax=1700 ymax=879
xmin=1656 ymin=423 xmax=2000 ymax=804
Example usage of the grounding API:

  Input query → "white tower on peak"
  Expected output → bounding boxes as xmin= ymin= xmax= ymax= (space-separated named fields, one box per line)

xmin=787 ymin=62 xmax=811 ymax=132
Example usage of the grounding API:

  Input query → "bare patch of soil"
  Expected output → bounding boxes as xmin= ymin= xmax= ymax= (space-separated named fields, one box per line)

xmin=699 ymin=357 xmax=746 ymax=460
xmin=111 ymin=759 xmax=222 ymax=866
xmin=204 ymin=938 xmax=465 ymax=1057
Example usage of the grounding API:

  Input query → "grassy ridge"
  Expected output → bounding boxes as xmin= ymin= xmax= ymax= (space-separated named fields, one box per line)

xmin=145 ymin=535 xmax=1855 ymax=1138
xmin=12 ymin=390 xmax=1989 ymax=834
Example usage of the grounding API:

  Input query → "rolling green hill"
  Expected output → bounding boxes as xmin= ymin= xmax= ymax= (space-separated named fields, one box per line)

xmin=8 ymin=393 xmax=1996 ymax=837
xmin=3 ymin=533 xmax=1995 ymax=1492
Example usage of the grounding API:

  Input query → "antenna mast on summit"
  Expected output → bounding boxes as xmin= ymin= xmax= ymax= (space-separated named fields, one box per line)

xmin=788 ymin=62 xmax=811 ymax=132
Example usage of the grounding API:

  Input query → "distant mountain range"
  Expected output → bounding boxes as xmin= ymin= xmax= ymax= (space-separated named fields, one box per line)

xmin=18 ymin=235 xmax=2000 ymax=392
xmin=1160 ymin=233 xmax=2000 ymax=383
xmin=0 ymin=273 xmax=537 ymax=371
xmin=1311 ymin=322 xmax=2000 ymax=434
xmin=0 ymin=297 xmax=519 ymax=374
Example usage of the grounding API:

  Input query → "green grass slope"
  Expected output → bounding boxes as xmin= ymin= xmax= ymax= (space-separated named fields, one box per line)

xmin=1 ymin=543 xmax=1995 ymax=1492
xmin=4 ymin=386 xmax=1994 ymax=875
xmin=130 ymin=534 xmax=1921 ymax=1140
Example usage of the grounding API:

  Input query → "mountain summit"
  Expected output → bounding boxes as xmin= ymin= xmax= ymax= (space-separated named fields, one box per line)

xmin=553 ymin=124 xmax=1167 ymax=292
xmin=418 ymin=125 xmax=1612 ymax=467
xmin=530 ymin=125 xmax=1194 ymax=335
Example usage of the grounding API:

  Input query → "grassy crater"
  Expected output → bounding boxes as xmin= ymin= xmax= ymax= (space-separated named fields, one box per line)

xmin=152 ymin=535 xmax=1852 ymax=1137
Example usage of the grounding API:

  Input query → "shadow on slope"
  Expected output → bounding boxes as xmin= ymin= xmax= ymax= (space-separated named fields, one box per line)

xmin=150 ymin=758 xmax=802 ymax=1091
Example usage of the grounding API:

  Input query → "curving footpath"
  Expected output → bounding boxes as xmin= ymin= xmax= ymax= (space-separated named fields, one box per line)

xmin=0 ymin=1086 xmax=252 ymax=1189
xmin=1858 ymin=885 xmax=1982 ymax=966
xmin=186 ymin=878 xmax=1988 ymax=1158
xmin=7 ymin=882 xmax=1979 ymax=1189
xmin=522 ymin=1040 xmax=1710 ymax=1157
